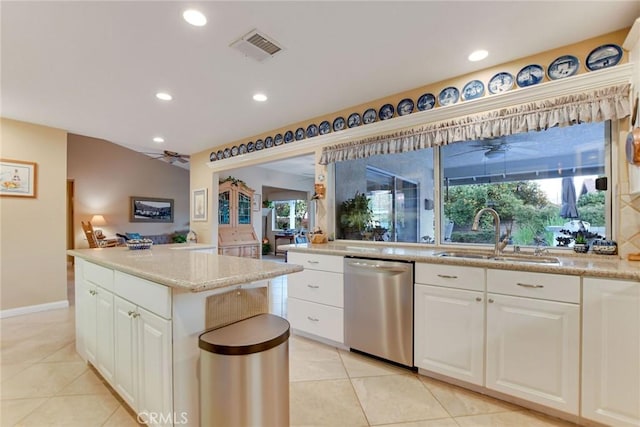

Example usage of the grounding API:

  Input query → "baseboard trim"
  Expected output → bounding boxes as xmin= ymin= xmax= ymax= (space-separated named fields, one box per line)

xmin=0 ymin=300 xmax=70 ymax=319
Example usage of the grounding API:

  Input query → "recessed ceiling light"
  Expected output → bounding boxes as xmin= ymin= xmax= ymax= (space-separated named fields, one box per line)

xmin=153 ymin=137 xmax=165 ymax=143
xmin=183 ymin=9 xmax=207 ymax=27
xmin=253 ymin=93 xmax=268 ymax=102
xmin=156 ymin=92 xmax=172 ymax=101
xmin=468 ymin=49 xmax=489 ymax=62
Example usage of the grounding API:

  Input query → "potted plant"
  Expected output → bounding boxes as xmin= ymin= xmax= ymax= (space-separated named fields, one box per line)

xmin=339 ymin=191 xmax=373 ymax=240
xmin=573 ymin=233 xmax=589 ymax=253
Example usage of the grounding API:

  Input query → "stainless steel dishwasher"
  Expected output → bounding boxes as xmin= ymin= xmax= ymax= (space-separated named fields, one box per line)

xmin=344 ymin=257 xmax=414 ymax=367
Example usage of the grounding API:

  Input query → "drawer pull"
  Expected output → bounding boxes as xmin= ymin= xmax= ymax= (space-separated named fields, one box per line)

xmin=307 ymin=284 xmax=320 ymax=289
xmin=475 ymin=297 xmax=482 ymax=302
xmin=307 ymin=316 xmax=319 ymax=322
xmin=517 ymin=282 xmax=544 ymax=289
xmin=488 ymin=298 xmax=494 ymax=303
xmin=307 ymin=260 xmax=320 ymax=264
xmin=437 ymin=274 xmax=458 ymax=279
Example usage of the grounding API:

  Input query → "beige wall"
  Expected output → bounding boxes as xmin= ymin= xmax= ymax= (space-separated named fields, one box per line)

xmin=1 ymin=118 xmax=68 ymax=311
xmin=68 ymin=134 xmax=190 ymax=248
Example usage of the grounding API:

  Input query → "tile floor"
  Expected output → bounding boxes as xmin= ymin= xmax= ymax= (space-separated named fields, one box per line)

xmin=0 ymin=261 xmax=577 ymax=426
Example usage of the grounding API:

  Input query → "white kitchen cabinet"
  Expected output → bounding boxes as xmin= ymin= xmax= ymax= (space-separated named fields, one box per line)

xmin=76 ymin=278 xmax=97 ymax=365
xmin=95 ymin=288 xmax=115 ymax=385
xmin=582 ymin=277 xmax=640 ymax=427
xmin=486 ymin=293 xmax=580 ymax=415
xmin=414 ymin=284 xmax=485 ymax=385
xmin=287 ymin=252 xmax=344 ymax=344
xmin=114 ymin=296 xmax=139 ymax=410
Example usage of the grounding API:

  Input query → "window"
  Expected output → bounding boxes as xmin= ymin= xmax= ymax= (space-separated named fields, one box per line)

xmin=272 ymin=200 xmax=308 ymax=231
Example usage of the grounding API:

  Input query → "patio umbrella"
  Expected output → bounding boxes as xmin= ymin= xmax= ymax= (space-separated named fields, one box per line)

xmin=560 ymin=177 xmax=579 ymax=219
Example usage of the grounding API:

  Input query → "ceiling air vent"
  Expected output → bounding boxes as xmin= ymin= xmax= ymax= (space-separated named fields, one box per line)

xmin=230 ymin=29 xmax=283 ymax=62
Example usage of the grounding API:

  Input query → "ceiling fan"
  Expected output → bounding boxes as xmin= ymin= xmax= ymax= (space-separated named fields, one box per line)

xmin=449 ymin=139 xmax=513 ymax=159
xmin=145 ymin=150 xmax=190 ymax=164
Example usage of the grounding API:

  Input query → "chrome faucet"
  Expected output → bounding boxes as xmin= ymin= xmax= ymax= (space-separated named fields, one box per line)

xmin=471 ymin=207 xmax=509 ymax=256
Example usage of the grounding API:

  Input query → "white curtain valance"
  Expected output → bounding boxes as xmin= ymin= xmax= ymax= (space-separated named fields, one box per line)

xmin=319 ymin=83 xmax=631 ymax=164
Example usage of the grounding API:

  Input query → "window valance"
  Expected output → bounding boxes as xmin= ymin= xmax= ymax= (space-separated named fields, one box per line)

xmin=319 ymin=83 xmax=631 ymax=164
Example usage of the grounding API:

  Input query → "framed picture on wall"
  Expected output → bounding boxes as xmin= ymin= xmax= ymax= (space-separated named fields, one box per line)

xmin=0 ymin=159 xmax=37 ymax=198
xmin=192 ymin=188 xmax=207 ymax=221
xmin=252 ymin=193 xmax=261 ymax=212
xmin=130 ymin=196 xmax=174 ymax=223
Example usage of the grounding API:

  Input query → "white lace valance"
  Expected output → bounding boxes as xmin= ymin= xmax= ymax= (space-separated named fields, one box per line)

xmin=319 ymin=83 xmax=631 ymax=164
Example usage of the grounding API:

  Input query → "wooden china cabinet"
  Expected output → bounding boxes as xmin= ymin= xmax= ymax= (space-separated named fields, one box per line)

xmin=217 ymin=179 xmax=260 ymax=258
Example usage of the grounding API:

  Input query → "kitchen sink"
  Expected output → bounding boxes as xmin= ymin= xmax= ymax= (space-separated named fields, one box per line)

xmin=434 ymin=251 xmax=493 ymax=260
xmin=435 ymin=251 xmax=560 ymax=265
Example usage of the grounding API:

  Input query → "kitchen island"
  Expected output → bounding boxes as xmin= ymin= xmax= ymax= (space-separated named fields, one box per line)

xmin=68 ymin=244 xmax=302 ymax=427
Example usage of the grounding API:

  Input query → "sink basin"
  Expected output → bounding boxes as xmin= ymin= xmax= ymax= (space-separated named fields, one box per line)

xmin=435 ymin=251 xmax=493 ymax=260
xmin=492 ymin=255 xmax=560 ymax=265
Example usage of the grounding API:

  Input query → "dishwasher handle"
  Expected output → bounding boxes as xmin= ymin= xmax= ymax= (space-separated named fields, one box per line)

xmin=346 ymin=261 xmax=410 ymax=274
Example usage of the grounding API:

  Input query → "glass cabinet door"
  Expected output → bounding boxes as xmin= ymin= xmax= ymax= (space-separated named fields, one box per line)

xmin=218 ymin=190 xmax=231 ymax=225
xmin=237 ymin=192 xmax=252 ymax=225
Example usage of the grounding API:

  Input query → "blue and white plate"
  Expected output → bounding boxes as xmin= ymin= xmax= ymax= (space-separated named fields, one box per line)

xmin=363 ymin=108 xmax=377 ymax=124
xmin=516 ymin=64 xmax=544 ymax=87
xmin=247 ymin=142 xmax=255 ymax=152
xmin=231 ymin=146 xmax=239 ymax=156
xmin=417 ymin=93 xmax=436 ymax=111
xmin=548 ymin=55 xmax=579 ymax=80
xmin=319 ymin=121 xmax=331 ymax=135
xmin=333 ymin=117 xmax=346 ymax=131
xmin=216 ymin=150 xmax=223 ymax=160
xmin=264 ymin=136 xmax=273 ymax=148
xmin=295 ymin=128 xmax=305 ymax=141
xmin=239 ymin=143 xmax=247 ymax=154
xmin=306 ymin=124 xmax=319 ymax=138
xmin=347 ymin=112 xmax=361 ymax=128
xmin=488 ymin=72 xmax=514 ymax=94
xmin=586 ymin=44 xmax=623 ymax=71
xmin=223 ymin=148 xmax=231 ymax=158
xmin=274 ymin=134 xmax=284 ymax=146
xmin=255 ymin=139 xmax=264 ymax=150
xmin=284 ymin=130 xmax=294 ymax=143
xmin=209 ymin=152 xmax=217 ymax=162
xmin=397 ymin=98 xmax=414 ymax=116
xmin=462 ymin=80 xmax=485 ymax=101
xmin=438 ymin=87 xmax=459 ymax=106
xmin=379 ymin=104 xmax=394 ymax=120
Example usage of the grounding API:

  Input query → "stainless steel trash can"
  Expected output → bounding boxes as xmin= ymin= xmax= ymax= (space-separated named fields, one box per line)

xmin=199 ymin=313 xmax=290 ymax=427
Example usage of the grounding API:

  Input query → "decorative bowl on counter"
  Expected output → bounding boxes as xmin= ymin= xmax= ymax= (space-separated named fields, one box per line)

xmin=591 ymin=239 xmax=617 ymax=255
xmin=126 ymin=239 xmax=154 ymax=250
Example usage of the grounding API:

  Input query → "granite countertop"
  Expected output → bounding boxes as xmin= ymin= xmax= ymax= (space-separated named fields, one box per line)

xmin=67 ymin=244 xmax=303 ymax=292
xmin=282 ymin=242 xmax=640 ymax=282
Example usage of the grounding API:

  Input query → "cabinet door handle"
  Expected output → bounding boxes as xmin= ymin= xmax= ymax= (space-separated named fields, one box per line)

xmin=128 ymin=310 xmax=135 ymax=317
xmin=307 ymin=284 xmax=320 ymax=289
xmin=437 ymin=274 xmax=458 ymax=279
xmin=89 ymin=290 xmax=97 ymax=296
xmin=488 ymin=298 xmax=494 ymax=303
xmin=475 ymin=297 xmax=482 ymax=302
xmin=307 ymin=260 xmax=320 ymax=264
xmin=517 ymin=282 xmax=544 ymax=289
xmin=307 ymin=316 xmax=319 ymax=322
xmin=132 ymin=312 xmax=140 ymax=319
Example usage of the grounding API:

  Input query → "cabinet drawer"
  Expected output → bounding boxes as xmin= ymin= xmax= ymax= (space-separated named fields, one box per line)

xmin=287 ymin=252 xmax=343 ymax=273
xmin=288 ymin=269 xmax=344 ymax=307
xmin=287 ymin=298 xmax=344 ymax=343
xmin=114 ymin=272 xmax=172 ymax=319
xmin=487 ymin=269 xmax=579 ymax=303
xmin=415 ymin=263 xmax=485 ymax=291
xmin=84 ymin=261 xmax=114 ymax=291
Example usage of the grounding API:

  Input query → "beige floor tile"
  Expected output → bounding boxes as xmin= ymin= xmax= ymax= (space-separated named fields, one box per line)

xmin=102 ymin=405 xmax=142 ymax=427
xmin=454 ymin=410 xmax=577 ymax=426
xmin=57 ymin=370 xmax=111 ymax=396
xmin=0 ymin=398 xmax=47 ymax=426
xmin=290 ymin=336 xmax=348 ymax=382
xmin=420 ymin=376 xmax=518 ymax=417
xmin=15 ymin=394 xmax=120 ymax=426
xmin=41 ymin=343 xmax=83 ymax=363
xmin=351 ymin=374 xmax=448 ymax=425
xmin=339 ymin=350 xmax=409 ymax=378
xmin=0 ymin=361 xmax=87 ymax=399
xmin=0 ymin=363 xmax=30 ymax=383
xmin=377 ymin=418 xmax=459 ymax=427
xmin=290 ymin=379 xmax=368 ymax=426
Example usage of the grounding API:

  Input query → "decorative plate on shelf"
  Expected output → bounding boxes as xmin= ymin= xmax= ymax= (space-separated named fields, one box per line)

xmin=284 ymin=130 xmax=294 ymax=143
xmin=295 ymin=128 xmax=305 ymax=141
xmin=417 ymin=93 xmax=436 ymax=111
xmin=363 ymin=108 xmax=377 ymax=124
xmin=397 ymin=98 xmax=414 ymax=116
xmin=319 ymin=121 xmax=331 ymax=135
xmin=223 ymin=148 xmax=231 ymax=158
xmin=348 ymin=112 xmax=361 ymax=128
xmin=255 ymin=139 xmax=264 ymax=150
xmin=231 ymin=146 xmax=239 ymax=156
xmin=488 ymin=72 xmax=514 ymax=94
xmin=264 ymin=136 xmax=274 ymax=148
xmin=216 ymin=150 xmax=223 ymax=160
xmin=438 ymin=86 xmax=459 ymax=106
xmin=462 ymin=80 xmax=485 ymax=101
xmin=274 ymin=134 xmax=284 ymax=146
xmin=333 ymin=117 xmax=346 ymax=131
xmin=516 ymin=64 xmax=545 ymax=87
xmin=586 ymin=44 xmax=623 ymax=71
xmin=379 ymin=104 xmax=394 ymax=120
xmin=306 ymin=124 xmax=319 ymax=138
xmin=548 ymin=55 xmax=579 ymax=80
xmin=247 ymin=142 xmax=255 ymax=152
xmin=209 ymin=152 xmax=217 ymax=162
xmin=238 ymin=143 xmax=247 ymax=154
